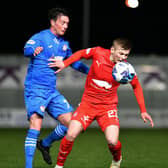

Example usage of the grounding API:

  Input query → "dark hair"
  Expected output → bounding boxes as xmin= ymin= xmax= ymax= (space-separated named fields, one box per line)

xmin=113 ymin=37 xmax=132 ymax=50
xmin=48 ymin=7 xmax=69 ymax=21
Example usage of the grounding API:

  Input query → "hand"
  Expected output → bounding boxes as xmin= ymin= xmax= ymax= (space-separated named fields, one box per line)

xmin=48 ymin=58 xmax=65 ymax=73
xmin=141 ymin=112 xmax=154 ymax=127
xmin=33 ymin=47 xmax=43 ymax=56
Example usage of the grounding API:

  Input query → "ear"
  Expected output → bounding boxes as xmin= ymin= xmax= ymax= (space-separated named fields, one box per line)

xmin=50 ymin=20 xmax=55 ymax=27
xmin=110 ymin=46 xmax=114 ymax=53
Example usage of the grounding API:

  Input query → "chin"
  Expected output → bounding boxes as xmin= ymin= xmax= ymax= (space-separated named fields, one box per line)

xmin=61 ymin=31 xmax=66 ymax=35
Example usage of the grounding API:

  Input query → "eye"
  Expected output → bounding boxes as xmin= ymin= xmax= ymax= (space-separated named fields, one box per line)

xmin=119 ymin=52 xmax=124 ymax=56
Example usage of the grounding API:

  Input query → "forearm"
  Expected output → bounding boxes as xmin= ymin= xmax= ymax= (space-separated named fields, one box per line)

xmin=71 ymin=61 xmax=89 ymax=74
xmin=24 ymin=47 xmax=34 ymax=57
xmin=48 ymin=48 xmax=92 ymax=72
xmin=131 ymin=77 xmax=147 ymax=113
xmin=64 ymin=49 xmax=86 ymax=67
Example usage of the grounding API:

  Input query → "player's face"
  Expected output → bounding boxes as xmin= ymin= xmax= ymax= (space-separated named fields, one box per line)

xmin=50 ymin=15 xmax=69 ymax=36
xmin=110 ymin=45 xmax=130 ymax=63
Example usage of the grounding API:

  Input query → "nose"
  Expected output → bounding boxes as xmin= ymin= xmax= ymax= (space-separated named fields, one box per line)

xmin=121 ymin=56 xmax=127 ymax=61
xmin=64 ymin=24 xmax=68 ymax=29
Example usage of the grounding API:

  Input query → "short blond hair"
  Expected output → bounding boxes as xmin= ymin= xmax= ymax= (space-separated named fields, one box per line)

xmin=113 ymin=38 xmax=132 ymax=50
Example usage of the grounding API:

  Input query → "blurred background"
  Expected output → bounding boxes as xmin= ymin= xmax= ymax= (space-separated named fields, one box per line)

xmin=0 ymin=0 xmax=168 ymax=128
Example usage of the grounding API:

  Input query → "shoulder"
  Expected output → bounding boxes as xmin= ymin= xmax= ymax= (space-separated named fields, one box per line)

xmin=84 ymin=46 xmax=107 ymax=54
xmin=94 ymin=46 xmax=110 ymax=54
xmin=39 ymin=29 xmax=50 ymax=37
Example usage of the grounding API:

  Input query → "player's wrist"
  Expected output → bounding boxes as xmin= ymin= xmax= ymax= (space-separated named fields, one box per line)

xmin=64 ymin=60 xmax=69 ymax=67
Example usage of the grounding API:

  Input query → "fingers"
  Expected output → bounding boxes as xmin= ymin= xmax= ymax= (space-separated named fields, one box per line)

xmin=48 ymin=59 xmax=65 ymax=70
xmin=48 ymin=58 xmax=63 ymax=62
xmin=146 ymin=117 xmax=154 ymax=127
xmin=149 ymin=117 xmax=154 ymax=127
xmin=143 ymin=118 xmax=147 ymax=123
xmin=33 ymin=47 xmax=43 ymax=56
xmin=146 ymin=115 xmax=154 ymax=127
xmin=141 ymin=113 xmax=154 ymax=127
xmin=55 ymin=69 xmax=62 ymax=73
xmin=48 ymin=58 xmax=64 ymax=73
xmin=48 ymin=62 xmax=58 ymax=67
xmin=48 ymin=58 xmax=55 ymax=61
xmin=150 ymin=121 xmax=154 ymax=127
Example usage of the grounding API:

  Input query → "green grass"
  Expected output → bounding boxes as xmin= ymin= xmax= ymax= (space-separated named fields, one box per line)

xmin=0 ymin=128 xmax=168 ymax=168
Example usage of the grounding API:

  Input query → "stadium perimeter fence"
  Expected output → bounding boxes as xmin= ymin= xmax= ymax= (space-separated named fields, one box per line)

xmin=0 ymin=54 xmax=167 ymax=128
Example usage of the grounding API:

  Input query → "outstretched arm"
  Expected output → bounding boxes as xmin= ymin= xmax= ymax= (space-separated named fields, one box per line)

xmin=48 ymin=48 xmax=95 ymax=73
xmin=70 ymin=61 xmax=89 ymax=74
xmin=130 ymin=76 xmax=154 ymax=127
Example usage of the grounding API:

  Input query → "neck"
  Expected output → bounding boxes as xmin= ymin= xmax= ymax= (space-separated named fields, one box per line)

xmin=109 ymin=54 xmax=114 ymax=62
xmin=50 ymin=27 xmax=59 ymax=37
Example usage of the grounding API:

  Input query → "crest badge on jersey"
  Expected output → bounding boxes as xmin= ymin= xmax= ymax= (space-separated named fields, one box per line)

xmin=62 ymin=44 xmax=68 ymax=51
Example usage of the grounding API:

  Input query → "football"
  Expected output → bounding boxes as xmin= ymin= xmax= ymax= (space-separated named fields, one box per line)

xmin=112 ymin=61 xmax=136 ymax=84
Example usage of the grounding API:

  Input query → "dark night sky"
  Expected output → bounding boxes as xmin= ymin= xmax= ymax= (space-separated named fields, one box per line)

xmin=1 ymin=0 xmax=168 ymax=56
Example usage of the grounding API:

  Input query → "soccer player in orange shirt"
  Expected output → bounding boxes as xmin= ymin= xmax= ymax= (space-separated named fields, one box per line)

xmin=48 ymin=38 xmax=154 ymax=168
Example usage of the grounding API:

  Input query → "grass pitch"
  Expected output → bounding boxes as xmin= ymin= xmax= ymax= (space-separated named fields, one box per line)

xmin=0 ymin=128 xmax=168 ymax=168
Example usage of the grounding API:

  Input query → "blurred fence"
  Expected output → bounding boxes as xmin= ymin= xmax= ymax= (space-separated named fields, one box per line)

xmin=0 ymin=54 xmax=167 ymax=128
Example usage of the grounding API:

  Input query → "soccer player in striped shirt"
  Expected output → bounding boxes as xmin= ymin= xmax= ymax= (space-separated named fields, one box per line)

xmin=48 ymin=38 xmax=154 ymax=168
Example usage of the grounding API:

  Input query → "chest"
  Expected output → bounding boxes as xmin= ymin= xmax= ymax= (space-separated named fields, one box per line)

xmin=91 ymin=55 xmax=115 ymax=82
xmin=42 ymin=37 xmax=68 ymax=59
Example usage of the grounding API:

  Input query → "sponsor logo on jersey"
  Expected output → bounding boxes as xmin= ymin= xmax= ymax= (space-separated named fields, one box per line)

xmin=53 ymin=56 xmax=63 ymax=60
xmin=27 ymin=40 xmax=35 ymax=45
xmin=92 ymin=79 xmax=112 ymax=89
xmin=48 ymin=45 xmax=53 ymax=48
